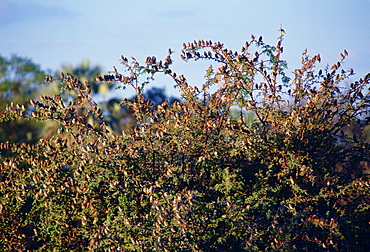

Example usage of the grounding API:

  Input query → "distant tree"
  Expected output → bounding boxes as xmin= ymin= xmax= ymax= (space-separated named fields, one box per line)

xmin=58 ymin=60 xmax=108 ymax=96
xmin=0 ymin=54 xmax=45 ymax=110
xmin=0 ymin=55 xmax=46 ymax=147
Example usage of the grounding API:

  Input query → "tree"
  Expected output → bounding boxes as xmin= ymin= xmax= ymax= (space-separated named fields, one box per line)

xmin=0 ymin=32 xmax=369 ymax=251
xmin=0 ymin=55 xmax=46 ymax=110
xmin=0 ymin=55 xmax=47 ymax=148
xmin=58 ymin=60 xmax=107 ymax=96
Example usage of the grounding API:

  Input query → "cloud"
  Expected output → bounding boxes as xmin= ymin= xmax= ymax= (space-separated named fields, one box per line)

xmin=0 ymin=0 xmax=77 ymax=26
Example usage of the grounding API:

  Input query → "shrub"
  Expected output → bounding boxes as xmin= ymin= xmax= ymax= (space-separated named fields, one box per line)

xmin=0 ymin=31 xmax=369 ymax=251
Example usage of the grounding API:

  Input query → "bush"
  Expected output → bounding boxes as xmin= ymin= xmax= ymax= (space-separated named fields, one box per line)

xmin=1 ymin=31 xmax=369 ymax=251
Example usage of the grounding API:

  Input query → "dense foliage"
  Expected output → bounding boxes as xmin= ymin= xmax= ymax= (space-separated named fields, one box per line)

xmin=1 ymin=32 xmax=369 ymax=251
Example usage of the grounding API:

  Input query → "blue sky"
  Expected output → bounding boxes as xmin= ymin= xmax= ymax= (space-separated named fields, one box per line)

xmin=1 ymin=0 xmax=369 ymax=98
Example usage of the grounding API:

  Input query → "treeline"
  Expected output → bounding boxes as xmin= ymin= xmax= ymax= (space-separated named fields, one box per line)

xmin=0 ymin=33 xmax=369 ymax=251
xmin=0 ymin=55 xmax=178 ymax=150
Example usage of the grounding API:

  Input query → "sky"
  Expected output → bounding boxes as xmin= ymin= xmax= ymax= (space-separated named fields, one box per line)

xmin=1 ymin=0 xmax=369 ymax=99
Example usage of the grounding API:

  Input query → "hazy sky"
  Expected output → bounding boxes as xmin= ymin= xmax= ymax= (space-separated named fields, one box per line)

xmin=1 ymin=0 xmax=369 ymax=97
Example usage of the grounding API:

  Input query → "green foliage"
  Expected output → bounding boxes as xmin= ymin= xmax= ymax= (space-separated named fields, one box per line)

xmin=0 ymin=54 xmax=45 ymax=109
xmin=1 ymin=32 xmax=370 ymax=251
xmin=0 ymin=55 xmax=47 ymax=148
